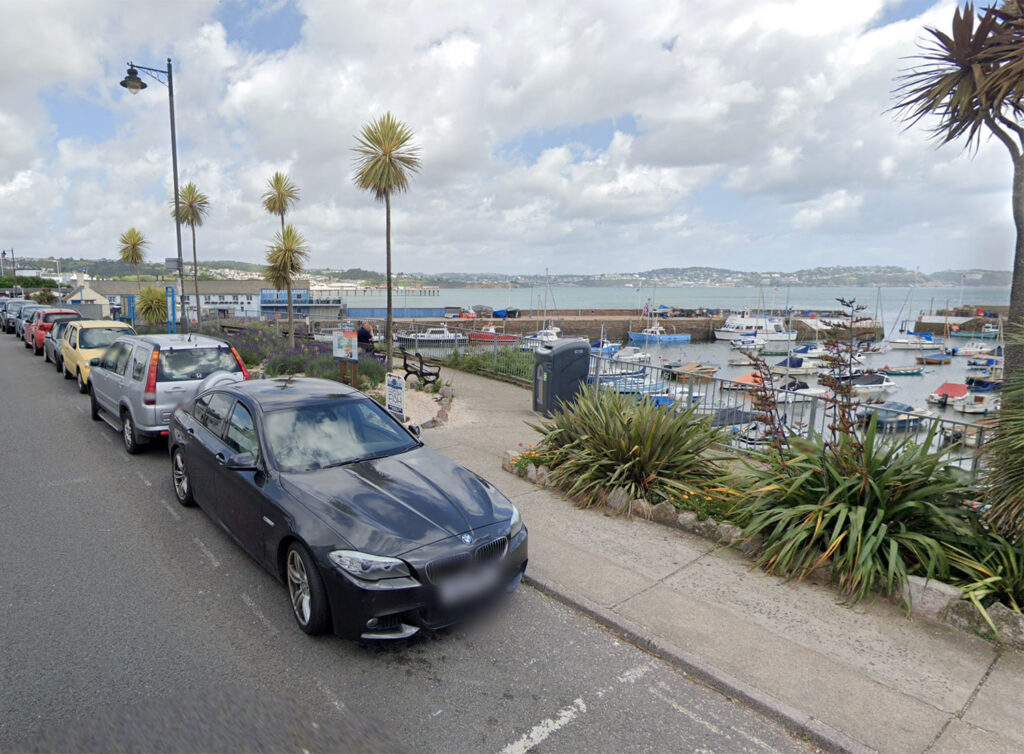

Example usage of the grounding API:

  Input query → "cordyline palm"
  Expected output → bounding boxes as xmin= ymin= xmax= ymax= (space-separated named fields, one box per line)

xmin=171 ymin=182 xmax=210 ymax=326
xmin=264 ymin=224 xmax=309 ymax=349
xmin=117 ymin=227 xmax=148 ymax=299
xmin=893 ymin=2 xmax=1024 ymax=532
xmin=136 ymin=285 xmax=168 ymax=325
xmin=352 ymin=112 xmax=421 ymax=370
xmin=262 ymin=171 xmax=300 ymax=234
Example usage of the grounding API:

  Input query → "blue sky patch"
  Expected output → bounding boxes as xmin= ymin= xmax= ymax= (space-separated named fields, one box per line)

xmin=43 ymin=91 xmax=117 ymax=146
xmin=216 ymin=0 xmax=304 ymax=53
xmin=869 ymin=0 xmax=942 ymax=30
xmin=497 ymin=113 xmax=641 ymax=163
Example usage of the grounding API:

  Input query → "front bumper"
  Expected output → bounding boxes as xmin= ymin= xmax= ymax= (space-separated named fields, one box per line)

xmin=319 ymin=527 xmax=528 ymax=640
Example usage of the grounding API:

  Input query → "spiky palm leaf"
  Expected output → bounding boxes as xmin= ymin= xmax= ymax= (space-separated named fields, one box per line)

xmin=262 ymin=171 xmax=300 ymax=233
xmin=117 ymin=227 xmax=148 ymax=297
xmin=135 ymin=285 xmax=167 ymax=325
xmin=264 ymin=225 xmax=309 ymax=349
xmin=352 ymin=112 xmax=421 ymax=371
xmin=171 ymin=182 xmax=211 ymax=326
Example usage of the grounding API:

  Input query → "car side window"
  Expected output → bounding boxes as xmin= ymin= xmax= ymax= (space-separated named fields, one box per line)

xmin=101 ymin=343 xmax=126 ymax=370
xmin=192 ymin=395 xmax=211 ymax=424
xmin=225 ymin=403 xmax=259 ymax=461
xmin=66 ymin=327 xmax=78 ymax=348
xmin=199 ymin=393 xmax=233 ymax=436
xmin=114 ymin=344 xmax=133 ymax=376
xmin=131 ymin=350 xmax=149 ymax=381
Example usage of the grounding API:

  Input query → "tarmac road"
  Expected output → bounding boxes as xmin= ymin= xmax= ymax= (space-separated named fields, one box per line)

xmin=0 ymin=331 xmax=815 ymax=753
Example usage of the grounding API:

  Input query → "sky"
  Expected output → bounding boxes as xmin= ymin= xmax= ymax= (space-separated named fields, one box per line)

xmin=0 ymin=0 xmax=1015 ymax=275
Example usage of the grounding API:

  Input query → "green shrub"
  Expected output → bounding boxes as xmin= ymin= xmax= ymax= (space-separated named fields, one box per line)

xmin=949 ymin=526 xmax=1024 ymax=631
xmin=357 ymin=356 xmax=386 ymax=386
xmin=726 ymin=420 xmax=977 ymax=605
xmin=265 ymin=353 xmax=307 ymax=376
xmin=237 ymin=349 xmax=261 ymax=367
xmin=531 ymin=385 xmax=727 ymax=514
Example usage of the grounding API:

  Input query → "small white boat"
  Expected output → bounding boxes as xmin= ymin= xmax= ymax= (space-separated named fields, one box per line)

xmin=518 ymin=327 xmax=562 ymax=351
xmin=730 ymin=334 xmax=766 ymax=350
xmin=833 ymin=372 xmax=899 ymax=398
xmin=776 ymin=379 xmax=830 ymax=403
xmin=952 ymin=392 xmax=1001 ymax=415
xmin=957 ymin=340 xmax=1000 ymax=357
xmin=714 ymin=314 xmax=797 ymax=342
xmin=613 ymin=346 xmax=652 ymax=365
xmin=770 ymin=356 xmax=820 ymax=377
xmin=888 ymin=332 xmax=944 ymax=350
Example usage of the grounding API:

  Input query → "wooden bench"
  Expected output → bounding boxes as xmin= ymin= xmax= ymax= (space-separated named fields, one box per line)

xmin=399 ymin=348 xmax=440 ymax=385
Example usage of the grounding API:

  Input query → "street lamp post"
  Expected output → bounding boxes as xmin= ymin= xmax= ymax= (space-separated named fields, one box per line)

xmin=119 ymin=59 xmax=187 ymax=333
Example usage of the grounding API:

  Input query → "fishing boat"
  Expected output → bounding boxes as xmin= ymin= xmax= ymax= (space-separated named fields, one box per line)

xmin=832 ymin=372 xmax=898 ymax=398
xmin=915 ymin=352 xmax=952 ymax=365
xmin=468 ymin=326 xmax=520 ymax=344
xmin=948 ymin=322 xmax=1000 ymax=339
xmin=952 ymin=392 xmax=1001 ymax=414
xmin=628 ymin=325 xmax=691 ymax=344
xmin=730 ymin=334 xmax=766 ymax=350
xmin=394 ymin=325 xmax=469 ymax=347
xmin=590 ymin=339 xmax=621 ymax=356
xmin=957 ymin=340 xmax=1001 ymax=357
xmin=713 ymin=314 xmax=797 ymax=342
xmin=856 ymin=401 xmax=934 ymax=431
xmin=888 ymin=331 xmax=944 ymax=350
xmin=925 ymin=382 xmax=968 ymax=407
xmin=879 ymin=365 xmax=925 ymax=376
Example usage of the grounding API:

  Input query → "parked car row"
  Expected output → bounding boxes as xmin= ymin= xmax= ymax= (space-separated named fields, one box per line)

xmin=2 ymin=299 xmax=528 ymax=642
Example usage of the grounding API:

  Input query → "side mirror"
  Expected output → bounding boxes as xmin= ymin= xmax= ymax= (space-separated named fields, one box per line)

xmin=408 ymin=424 xmax=421 ymax=438
xmin=225 ymin=452 xmax=259 ymax=471
xmin=89 ymin=357 xmax=101 ymax=367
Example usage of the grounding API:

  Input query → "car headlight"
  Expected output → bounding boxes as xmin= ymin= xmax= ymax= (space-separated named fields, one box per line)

xmin=509 ymin=505 xmax=524 ymax=537
xmin=328 ymin=550 xmax=411 ymax=581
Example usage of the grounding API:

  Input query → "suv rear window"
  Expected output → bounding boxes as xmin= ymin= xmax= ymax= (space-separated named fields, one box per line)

xmin=157 ymin=347 xmax=241 ymax=382
xmin=43 ymin=313 xmax=78 ymax=323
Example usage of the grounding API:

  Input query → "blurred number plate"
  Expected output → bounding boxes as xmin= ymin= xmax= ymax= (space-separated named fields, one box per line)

xmin=438 ymin=566 xmax=499 ymax=606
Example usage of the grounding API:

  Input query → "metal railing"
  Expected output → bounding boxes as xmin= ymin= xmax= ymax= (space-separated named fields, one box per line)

xmin=588 ymin=353 xmax=993 ymax=477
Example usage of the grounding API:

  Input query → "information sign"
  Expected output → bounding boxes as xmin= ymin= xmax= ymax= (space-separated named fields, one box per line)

xmin=332 ymin=329 xmax=358 ymax=362
xmin=385 ymin=372 xmax=406 ymax=419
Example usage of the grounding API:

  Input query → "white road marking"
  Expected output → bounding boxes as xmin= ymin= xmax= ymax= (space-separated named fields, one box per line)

xmin=160 ymin=499 xmax=182 ymax=521
xmin=241 ymin=593 xmax=279 ymax=635
xmin=617 ymin=663 xmax=656 ymax=684
xmin=192 ymin=537 xmax=220 ymax=568
xmin=100 ymin=433 xmax=112 ymax=443
xmin=135 ymin=470 xmax=152 ymax=488
xmin=648 ymin=683 xmax=727 ymax=738
xmin=498 ymin=698 xmax=587 ymax=754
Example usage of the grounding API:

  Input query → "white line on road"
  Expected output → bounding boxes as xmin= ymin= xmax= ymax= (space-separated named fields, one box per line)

xmin=193 ymin=536 xmax=220 ymax=568
xmin=649 ymin=681 xmax=778 ymax=752
xmin=160 ymin=499 xmax=182 ymax=521
xmin=498 ymin=698 xmax=587 ymax=754
xmin=241 ymin=593 xmax=279 ymax=635
xmin=135 ymin=470 xmax=152 ymax=488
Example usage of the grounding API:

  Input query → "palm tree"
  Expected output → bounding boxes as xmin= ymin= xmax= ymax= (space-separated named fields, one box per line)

xmin=264 ymin=225 xmax=309 ymax=349
xmin=893 ymin=2 xmax=1024 ymax=530
xmin=262 ymin=171 xmax=300 ymax=234
xmin=352 ymin=112 xmax=421 ymax=370
xmin=118 ymin=227 xmax=149 ymax=301
xmin=136 ymin=285 xmax=168 ymax=325
xmin=171 ymin=182 xmax=211 ymax=327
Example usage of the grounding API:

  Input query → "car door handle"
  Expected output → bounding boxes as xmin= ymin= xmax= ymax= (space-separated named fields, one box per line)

xmin=215 ymin=453 xmax=227 ymax=464
xmin=262 ymin=516 xmax=275 ymax=527
xmin=186 ymin=428 xmax=195 ymax=437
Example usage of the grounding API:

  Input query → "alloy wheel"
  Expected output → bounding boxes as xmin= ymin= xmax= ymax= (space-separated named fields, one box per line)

xmin=287 ymin=550 xmax=312 ymax=626
xmin=173 ymin=452 xmax=188 ymax=500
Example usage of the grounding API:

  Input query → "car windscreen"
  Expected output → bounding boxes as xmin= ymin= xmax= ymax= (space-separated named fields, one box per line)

xmin=157 ymin=347 xmax=240 ymax=382
xmin=263 ymin=399 xmax=417 ymax=472
xmin=7 ymin=303 xmax=23 ymax=316
xmin=43 ymin=313 xmax=78 ymax=323
xmin=79 ymin=328 xmax=129 ymax=349
xmin=50 ymin=320 xmax=73 ymax=338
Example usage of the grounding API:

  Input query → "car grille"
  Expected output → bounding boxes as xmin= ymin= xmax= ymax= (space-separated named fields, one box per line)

xmin=423 ymin=536 xmax=509 ymax=584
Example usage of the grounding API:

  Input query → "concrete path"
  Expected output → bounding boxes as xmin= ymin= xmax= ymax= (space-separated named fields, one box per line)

xmin=420 ymin=369 xmax=1024 ymax=754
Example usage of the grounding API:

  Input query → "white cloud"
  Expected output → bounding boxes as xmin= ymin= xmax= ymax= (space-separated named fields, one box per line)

xmin=0 ymin=0 xmax=1016 ymax=274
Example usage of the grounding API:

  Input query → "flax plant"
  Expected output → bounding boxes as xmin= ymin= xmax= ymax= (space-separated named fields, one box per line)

xmin=531 ymin=385 xmax=726 ymax=512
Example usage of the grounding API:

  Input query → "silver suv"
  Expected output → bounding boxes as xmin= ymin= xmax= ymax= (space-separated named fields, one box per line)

xmin=88 ymin=333 xmax=248 ymax=454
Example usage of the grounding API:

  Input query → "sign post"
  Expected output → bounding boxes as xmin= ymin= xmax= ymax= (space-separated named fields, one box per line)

xmin=165 ymin=286 xmax=177 ymax=334
xmin=385 ymin=372 xmax=406 ymax=421
xmin=332 ymin=329 xmax=359 ymax=387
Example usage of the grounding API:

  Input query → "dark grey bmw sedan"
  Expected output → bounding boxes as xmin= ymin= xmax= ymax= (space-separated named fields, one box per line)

xmin=168 ymin=377 xmax=527 ymax=640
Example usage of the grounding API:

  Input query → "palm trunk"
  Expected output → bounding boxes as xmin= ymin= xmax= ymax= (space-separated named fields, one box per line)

xmin=135 ymin=266 xmax=141 ymax=323
xmin=385 ymin=192 xmax=393 ymax=372
xmin=1005 ymin=153 xmax=1024 ymax=389
xmin=286 ymin=278 xmax=294 ymax=350
xmin=191 ymin=225 xmax=201 ymax=328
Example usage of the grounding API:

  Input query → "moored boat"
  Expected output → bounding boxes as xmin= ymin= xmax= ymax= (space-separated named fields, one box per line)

xmin=952 ymin=392 xmax=1001 ymax=414
xmin=395 ymin=325 xmax=468 ymax=347
xmin=832 ymin=372 xmax=898 ymax=398
xmin=856 ymin=401 xmax=934 ymax=431
xmin=628 ymin=325 xmax=691 ymax=344
xmin=915 ymin=352 xmax=952 ymax=365
xmin=879 ymin=365 xmax=925 ymax=376
xmin=926 ymin=382 xmax=968 ymax=406
xmin=468 ymin=326 xmax=520 ymax=344
xmin=518 ymin=327 xmax=562 ymax=351
xmin=888 ymin=331 xmax=944 ymax=350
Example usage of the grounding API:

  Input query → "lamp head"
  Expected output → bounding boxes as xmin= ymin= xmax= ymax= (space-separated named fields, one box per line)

xmin=120 ymin=66 xmax=146 ymax=94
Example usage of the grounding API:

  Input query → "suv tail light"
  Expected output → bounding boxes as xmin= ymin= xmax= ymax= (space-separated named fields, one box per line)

xmin=230 ymin=347 xmax=250 ymax=380
xmin=143 ymin=350 xmax=160 ymax=405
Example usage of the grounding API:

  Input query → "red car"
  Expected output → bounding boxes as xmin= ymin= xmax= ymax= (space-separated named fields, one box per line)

xmin=24 ymin=309 xmax=82 ymax=355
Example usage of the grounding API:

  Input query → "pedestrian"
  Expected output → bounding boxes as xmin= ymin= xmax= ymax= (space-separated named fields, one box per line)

xmin=357 ymin=320 xmax=374 ymax=353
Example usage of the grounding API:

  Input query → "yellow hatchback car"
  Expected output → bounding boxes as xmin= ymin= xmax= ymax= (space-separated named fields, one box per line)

xmin=61 ymin=320 xmax=137 ymax=393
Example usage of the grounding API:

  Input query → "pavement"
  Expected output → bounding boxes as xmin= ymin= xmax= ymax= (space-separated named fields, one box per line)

xmin=421 ymin=369 xmax=1024 ymax=754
